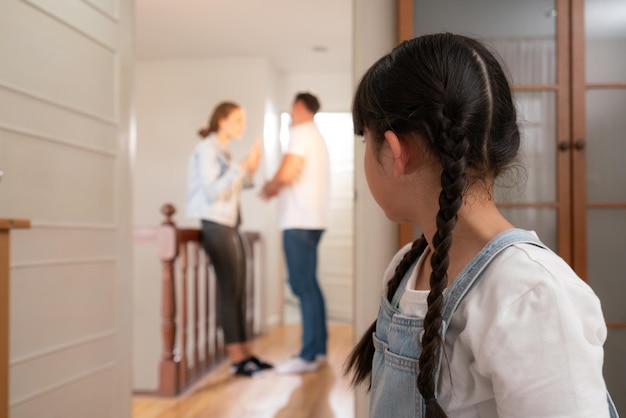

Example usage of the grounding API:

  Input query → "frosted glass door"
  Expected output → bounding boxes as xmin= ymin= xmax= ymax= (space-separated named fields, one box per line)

xmin=582 ymin=0 xmax=626 ymax=411
xmin=413 ymin=0 xmax=564 ymax=252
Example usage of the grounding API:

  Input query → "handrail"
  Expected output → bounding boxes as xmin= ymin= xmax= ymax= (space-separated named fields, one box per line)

xmin=1 ymin=218 xmax=30 ymax=416
xmin=0 ymin=219 xmax=30 ymax=229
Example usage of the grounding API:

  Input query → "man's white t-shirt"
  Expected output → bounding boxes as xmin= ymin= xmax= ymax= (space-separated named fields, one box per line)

xmin=383 ymin=233 xmax=610 ymax=417
xmin=278 ymin=121 xmax=330 ymax=230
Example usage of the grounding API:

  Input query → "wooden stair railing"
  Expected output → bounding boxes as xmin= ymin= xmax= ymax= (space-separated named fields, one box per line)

xmin=156 ymin=204 xmax=260 ymax=396
xmin=1 ymin=218 xmax=30 ymax=416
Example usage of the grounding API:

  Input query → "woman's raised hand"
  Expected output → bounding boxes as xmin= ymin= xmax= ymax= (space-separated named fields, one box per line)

xmin=241 ymin=139 xmax=262 ymax=174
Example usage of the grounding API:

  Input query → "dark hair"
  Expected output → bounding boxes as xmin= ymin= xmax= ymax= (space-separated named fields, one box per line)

xmin=345 ymin=33 xmax=520 ymax=417
xmin=198 ymin=101 xmax=240 ymax=138
xmin=294 ymin=92 xmax=321 ymax=114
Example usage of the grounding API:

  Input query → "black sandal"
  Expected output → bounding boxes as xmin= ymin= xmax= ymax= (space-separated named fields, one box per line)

xmin=249 ymin=356 xmax=273 ymax=370
xmin=231 ymin=358 xmax=263 ymax=377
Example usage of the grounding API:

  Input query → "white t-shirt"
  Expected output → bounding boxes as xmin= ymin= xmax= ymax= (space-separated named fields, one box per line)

xmin=278 ymin=121 xmax=330 ymax=230
xmin=384 ymin=235 xmax=610 ymax=417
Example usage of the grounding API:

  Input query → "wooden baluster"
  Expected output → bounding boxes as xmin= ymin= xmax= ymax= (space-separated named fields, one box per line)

xmin=191 ymin=241 xmax=200 ymax=376
xmin=0 ymin=218 xmax=30 ymax=416
xmin=178 ymin=242 xmax=188 ymax=388
xmin=157 ymin=204 xmax=179 ymax=396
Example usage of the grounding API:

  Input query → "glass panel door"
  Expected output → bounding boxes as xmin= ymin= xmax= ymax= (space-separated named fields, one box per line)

xmin=412 ymin=0 xmax=565 ymax=253
xmin=581 ymin=0 xmax=626 ymax=411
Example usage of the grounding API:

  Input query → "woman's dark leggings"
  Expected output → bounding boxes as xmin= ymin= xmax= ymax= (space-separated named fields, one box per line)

xmin=201 ymin=220 xmax=247 ymax=344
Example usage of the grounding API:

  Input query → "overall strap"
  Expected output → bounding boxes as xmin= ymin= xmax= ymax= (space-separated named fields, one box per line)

xmin=429 ymin=228 xmax=620 ymax=417
xmin=431 ymin=229 xmax=547 ymax=401
xmin=608 ymin=392 xmax=619 ymax=418
xmin=440 ymin=228 xmax=546 ymax=328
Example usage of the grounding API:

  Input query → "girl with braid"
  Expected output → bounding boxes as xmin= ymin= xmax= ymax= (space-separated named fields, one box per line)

xmin=346 ymin=34 xmax=618 ymax=417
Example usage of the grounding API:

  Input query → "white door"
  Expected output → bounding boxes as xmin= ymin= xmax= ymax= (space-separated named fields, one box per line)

xmin=0 ymin=1 xmax=133 ymax=417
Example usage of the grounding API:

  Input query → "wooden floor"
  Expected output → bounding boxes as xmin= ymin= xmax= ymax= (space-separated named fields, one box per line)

xmin=133 ymin=323 xmax=355 ymax=418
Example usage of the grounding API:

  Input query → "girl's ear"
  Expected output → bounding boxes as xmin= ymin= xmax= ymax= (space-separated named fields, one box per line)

xmin=384 ymin=130 xmax=410 ymax=177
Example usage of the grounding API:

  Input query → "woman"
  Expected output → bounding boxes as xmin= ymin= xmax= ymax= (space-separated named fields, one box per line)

xmin=186 ymin=101 xmax=271 ymax=377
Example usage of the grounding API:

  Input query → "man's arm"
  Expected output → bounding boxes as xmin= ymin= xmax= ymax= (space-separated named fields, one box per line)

xmin=259 ymin=153 xmax=305 ymax=199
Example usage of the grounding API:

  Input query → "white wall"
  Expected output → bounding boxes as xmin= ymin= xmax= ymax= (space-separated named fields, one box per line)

xmin=132 ymin=57 xmax=284 ymax=391
xmin=353 ymin=1 xmax=398 ymax=416
xmin=277 ymin=72 xmax=353 ymax=113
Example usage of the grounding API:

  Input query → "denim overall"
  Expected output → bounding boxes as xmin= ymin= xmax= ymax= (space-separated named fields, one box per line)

xmin=370 ymin=229 xmax=619 ymax=418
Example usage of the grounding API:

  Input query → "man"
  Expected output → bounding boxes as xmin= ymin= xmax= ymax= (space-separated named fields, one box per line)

xmin=260 ymin=92 xmax=330 ymax=374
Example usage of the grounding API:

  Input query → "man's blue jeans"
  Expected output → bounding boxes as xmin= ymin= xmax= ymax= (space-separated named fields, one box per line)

xmin=283 ymin=229 xmax=327 ymax=361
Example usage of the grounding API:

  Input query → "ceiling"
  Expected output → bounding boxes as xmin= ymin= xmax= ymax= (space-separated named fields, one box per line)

xmin=135 ymin=1 xmax=625 ymax=73
xmin=134 ymin=0 xmax=353 ymax=73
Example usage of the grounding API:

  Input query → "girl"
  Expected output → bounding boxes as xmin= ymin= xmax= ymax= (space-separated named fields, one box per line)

xmin=186 ymin=102 xmax=272 ymax=377
xmin=345 ymin=34 xmax=618 ymax=417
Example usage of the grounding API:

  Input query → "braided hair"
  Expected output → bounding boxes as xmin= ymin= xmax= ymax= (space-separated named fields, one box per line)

xmin=345 ymin=33 xmax=520 ymax=417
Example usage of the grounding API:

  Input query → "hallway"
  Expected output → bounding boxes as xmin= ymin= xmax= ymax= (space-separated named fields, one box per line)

xmin=132 ymin=323 xmax=355 ymax=418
